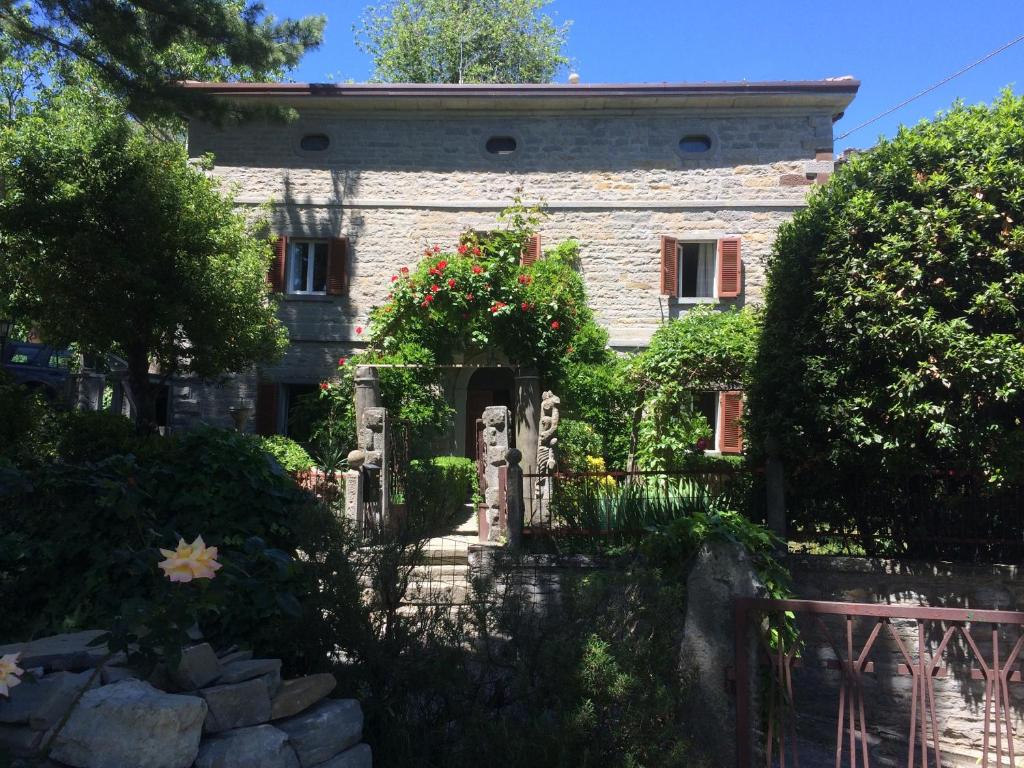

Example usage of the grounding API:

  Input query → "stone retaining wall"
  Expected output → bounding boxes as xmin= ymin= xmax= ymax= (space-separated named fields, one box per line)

xmin=0 ymin=632 xmax=371 ymax=768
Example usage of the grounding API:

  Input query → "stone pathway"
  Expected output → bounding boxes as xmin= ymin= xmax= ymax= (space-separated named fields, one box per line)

xmin=405 ymin=509 xmax=479 ymax=606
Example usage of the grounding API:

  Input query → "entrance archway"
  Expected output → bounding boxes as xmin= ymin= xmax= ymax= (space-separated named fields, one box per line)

xmin=463 ymin=367 xmax=514 ymax=459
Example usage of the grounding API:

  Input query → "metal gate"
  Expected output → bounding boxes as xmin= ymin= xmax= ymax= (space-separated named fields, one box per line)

xmin=735 ymin=598 xmax=1024 ymax=768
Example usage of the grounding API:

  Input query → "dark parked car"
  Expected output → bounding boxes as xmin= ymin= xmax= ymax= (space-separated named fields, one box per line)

xmin=2 ymin=342 xmax=72 ymax=399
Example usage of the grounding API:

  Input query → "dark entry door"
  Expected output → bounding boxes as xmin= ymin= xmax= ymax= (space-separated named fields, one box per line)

xmin=463 ymin=367 xmax=514 ymax=458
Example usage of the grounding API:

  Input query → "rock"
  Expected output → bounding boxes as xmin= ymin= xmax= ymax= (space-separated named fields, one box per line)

xmin=100 ymin=664 xmax=136 ymax=685
xmin=0 ymin=632 xmax=108 ymax=672
xmin=276 ymin=699 xmax=363 ymax=767
xmin=0 ymin=723 xmax=44 ymax=757
xmin=199 ymin=678 xmax=271 ymax=733
xmin=0 ymin=670 xmax=95 ymax=730
xmin=216 ymin=659 xmax=282 ymax=696
xmin=171 ymin=643 xmax=221 ymax=690
xmin=270 ymin=674 xmax=337 ymax=721
xmin=49 ymin=680 xmax=206 ymax=768
xmin=193 ymin=724 xmax=299 ymax=768
xmin=678 ymin=540 xmax=765 ymax=768
xmin=316 ymin=744 xmax=372 ymax=768
xmin=216 ymin=649 xmax=253 ymax=666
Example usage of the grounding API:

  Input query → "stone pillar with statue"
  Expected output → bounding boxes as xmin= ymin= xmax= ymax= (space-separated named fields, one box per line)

xmin=534 ymin=390 xmax=560 ymax=523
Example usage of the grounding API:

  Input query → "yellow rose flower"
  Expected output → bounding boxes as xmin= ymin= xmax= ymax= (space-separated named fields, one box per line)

xmin=0 ymin=653 xmax=23 ymax=698
xmin=158 ymin=535 xmax=222 ymax=583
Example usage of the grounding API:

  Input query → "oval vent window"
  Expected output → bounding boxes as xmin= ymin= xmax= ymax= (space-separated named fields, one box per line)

xmin=485 ymin=136 xmax=517 ymax=155
xmin=300 ymin=134 xmax=330 ymax=151
xmin=679 ymin=135 xmax=712 ymax=153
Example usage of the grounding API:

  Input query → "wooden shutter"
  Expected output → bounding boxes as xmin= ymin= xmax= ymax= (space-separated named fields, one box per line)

xmin=269 ymin=236 xmax=287 ymax=293
xmin=327 ymin=236 xmax=349 ymax=295
xmin=717 ymin=237 xmax=742 ymax=298
xmin=520 ymin=233 xmax=542 ymax=266
xmin=660 ymin=236 xmax=678 ymax=296
xmin=718 ymin=391 xmax=744 ymax=454
xmin=255 ymin=383 xmax=279 ymax=436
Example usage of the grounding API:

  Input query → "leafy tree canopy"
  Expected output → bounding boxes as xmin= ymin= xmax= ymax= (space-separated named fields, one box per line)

xmin=0 ymin=1 xmax=324 ymax=120
xmin=748 ymin=90 xmax=1024 ymax=486
xmin=355 ymin=0 xmax=570 ymax=84
xmin=0 ymin=89 xmax=288 ymax=430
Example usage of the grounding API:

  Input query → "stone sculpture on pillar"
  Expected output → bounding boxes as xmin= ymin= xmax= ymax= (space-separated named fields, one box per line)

xmin=535 ymin=391 xmax=560 ymax=522
xmin=480 ymin=405 xmax=511 ymax=543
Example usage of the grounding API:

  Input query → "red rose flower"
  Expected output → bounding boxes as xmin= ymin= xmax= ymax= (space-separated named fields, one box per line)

xmin=447 ymin=278 xmax=456 ymax=288
xmin=425 ymin=294 xmax=435 ymax=303
xmin=518 ymin=274 xmax=532 ymax=285
xmin=338 ymin=357 xmax=346 ymax=366
xmin=356 ymin=326 xmax=363 ymax=334
xmin=465 ymin=292 xmax=474 ymax=300
xmin=472 ymin=265 xmax=483 ymax=274
xmin=400 ymin=266 xmax=409 ymax=274
xmin=430 ymin=284 xmax=440 ymax=293
xmin=457 ymin=244 xmax=468 ymax=255
xmin=390 ymin=275 xmax=398 ymax=282
xmin=551 ymin=320 xmax=560 ymax=329
xmin=433 ymin=245 xmax=441 ymax=253
xmin=521 ymin=302 xmax=529 ymax=311
xmin=421 ymin=300 xmax=430 ymax=308
xmin=437 ymin=260 xmax=448 ymax=270
xmin=472 ymin=247 xmax=481 ymax=256
xmin=319 ymin=382 xmax=329 ymax=391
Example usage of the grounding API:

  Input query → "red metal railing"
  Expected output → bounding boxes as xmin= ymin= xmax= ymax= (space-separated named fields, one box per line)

xmin=735 ymin=598 xmax=1024 ymax=768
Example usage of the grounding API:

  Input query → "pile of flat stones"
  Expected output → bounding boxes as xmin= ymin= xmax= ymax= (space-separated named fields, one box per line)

xmin=0 ymin=631 xmax=371 ymax=768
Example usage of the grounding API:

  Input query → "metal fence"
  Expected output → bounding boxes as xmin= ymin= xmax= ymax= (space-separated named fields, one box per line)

xmin=736 ymin=598 xmax=1024 ymax=768
xmin=519 ymin=468 xmax=755 ymax=545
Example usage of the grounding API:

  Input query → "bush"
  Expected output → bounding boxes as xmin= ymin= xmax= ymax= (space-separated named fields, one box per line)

xmin=557 ymin=419 xmax=604 ymax=474
xmin=258 ymin=434 xmax=315 ymax=473
xmin=0 ymin=374 xmax=56 ymax=465
xmin=748 ymin=91 xmax=1024 ymax=549
xmin=54 ymin=409 xmax=143 ymax=463
xmin=0 ymin=426 xmax=364 ymax=672
xmin=401 ymin=456 xmax=476 ymax=536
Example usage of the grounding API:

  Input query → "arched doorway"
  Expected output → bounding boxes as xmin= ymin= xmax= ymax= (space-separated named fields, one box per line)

xmin=464 ymin=367 xmax=514 ymax=459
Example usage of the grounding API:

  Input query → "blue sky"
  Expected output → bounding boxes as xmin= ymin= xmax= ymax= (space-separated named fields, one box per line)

xmin=264 ymin=0 xmax=1024 ymax=152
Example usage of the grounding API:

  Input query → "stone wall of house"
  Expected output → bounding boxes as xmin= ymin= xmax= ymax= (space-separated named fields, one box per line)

xmin=189 ymin=106 xmax=833 ymax=352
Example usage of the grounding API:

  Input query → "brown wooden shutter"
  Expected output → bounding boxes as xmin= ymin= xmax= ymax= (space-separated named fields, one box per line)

xmin=521 ymin=233 xmax=542 ymax=266
xmin=717 ymin=237 xmax=742 ymax=298
xmin=718 ymin=391 xmax=744 ymax=454
xmin=327 ymin=236 xmax=349 ymax=295
xmin=660 ymin=236 xmax=678 ymax=296
xmin=255 ymin=383 xmax=279 ymax=436
xmin=269 ymin=237 xmax=287 ymax=293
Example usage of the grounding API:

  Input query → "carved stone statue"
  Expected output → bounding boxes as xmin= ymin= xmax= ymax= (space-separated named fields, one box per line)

xmin=537 ymin=390 xmax=560 ymax=474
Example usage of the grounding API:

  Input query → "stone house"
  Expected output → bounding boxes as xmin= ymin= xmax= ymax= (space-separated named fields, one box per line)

xmin=175 ymin=79 xmax=859 ymax=460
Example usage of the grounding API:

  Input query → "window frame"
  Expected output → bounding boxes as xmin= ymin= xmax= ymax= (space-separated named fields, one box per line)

xmin=286 ymin=239 xmax=330 ymax=296
xmin=676 ymin=240 xmax=718 ymax=300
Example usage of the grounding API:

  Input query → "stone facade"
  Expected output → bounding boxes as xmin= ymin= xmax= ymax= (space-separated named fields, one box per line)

xmin=171 ymin=81 xmax=858 ymax=434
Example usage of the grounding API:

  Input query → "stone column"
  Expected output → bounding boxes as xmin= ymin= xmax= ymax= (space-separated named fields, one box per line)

xmin=353 ymin=366 xmax=381 ymax=443
xmin=481 ymin=406 xmax=511 ymax=543
xmin=514 ymin=368 xmax=540 ymax=521
xmin=358 ymin=407 xmax=389 ymax=526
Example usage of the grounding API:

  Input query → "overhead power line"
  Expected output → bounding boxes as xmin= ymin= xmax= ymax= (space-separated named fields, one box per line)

xmin=837 ymin=32 xmax=1024 ymax=141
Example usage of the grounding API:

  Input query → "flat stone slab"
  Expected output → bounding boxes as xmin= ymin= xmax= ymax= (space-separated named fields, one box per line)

xmin=270 ymin=674 xmax=337 ymax=721
xmin=0 ymin=670 xmax=95 ymax=730
xmin=199 ymin=678 xmax=271 ymax=733
xmin=171 ymin=643 xmax=221 ymax=690
xmin=0 ymin=631 xmax=108 ymax=672
xmin=276 ymin=699 xmax=363 ymax=767
xmin=216 ymin=650 xmax=253 ymax=666
xmin=193 ymin=724 xmax=299 ymax=768
xmin=316 ymin=743 xmax=372 ymax=768
xmin=50 ymin=679 xmax=206 ymax=768
xmin=216 ymin=659 xmax=281 ymax=696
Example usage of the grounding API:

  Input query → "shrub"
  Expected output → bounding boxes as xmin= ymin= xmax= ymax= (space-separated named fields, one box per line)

xmin=0 ymin=374 xmax=56 ymax=465
xmin=0 ymin=426 xmax=364 ymax=672
xmin=54 ymin=409 xmax=143 ymax=463
xmin=258 ymin=434 xmax=315 ymax=473
xmin=556 ymin=418 xmax=604 ymax=474
xmin=748 ymin=91 xmax=1024 ymax=548
xmin=401 ymin=455 xmax=477 ymax=536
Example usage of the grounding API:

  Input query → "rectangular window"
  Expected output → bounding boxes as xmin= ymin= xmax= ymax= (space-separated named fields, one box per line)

xmin=678 ymin=242 xmax=716 ymax=298
xmin=287 ymin=241 xmax=329 ymax=294
xmin=696 ymin=391 xmax=719 ymax=442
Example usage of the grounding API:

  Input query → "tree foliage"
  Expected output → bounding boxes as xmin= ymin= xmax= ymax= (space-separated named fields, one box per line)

xmin=748 ymin=91 xmax=1024 ymax=491
xmin=0 ymin=0 xmax=324 ymax=120
xmin=0 ymin=90 xmax=287 ymax=430
xmin=355 ymin=0 xmax=570 ymax=84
